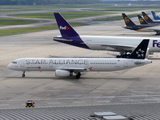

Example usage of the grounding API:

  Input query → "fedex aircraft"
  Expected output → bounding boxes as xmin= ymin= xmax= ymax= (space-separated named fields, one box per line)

xmin=122 ymin=13 xmax=160 ymax=35
xmin=7 ymin=39 xmax=151 ymax=79
xmin=53 ymin=13 xmax=160 ymax=58
xmin=151 ymin=11 xmax=160 ymax=20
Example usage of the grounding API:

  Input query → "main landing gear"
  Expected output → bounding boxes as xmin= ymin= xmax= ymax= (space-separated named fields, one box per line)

xmin=155 ymin=31 xmax=160 ymax=35
xmin=22 ymin=71 xmax=25 ymax=77
xmin=75 ymin=72 xmax=81 ymax=79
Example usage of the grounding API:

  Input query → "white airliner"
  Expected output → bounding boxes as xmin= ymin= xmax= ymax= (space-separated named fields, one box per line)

xmin=53 ymin=13 xmax=160 ymax=58
xmin=7 ymin=39 xmax=151 ymax=79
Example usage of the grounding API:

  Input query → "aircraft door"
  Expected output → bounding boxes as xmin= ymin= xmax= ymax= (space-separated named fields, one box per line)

xmin=49 ymin=60 xmax=53 ymax=67
xmin=124 ymin=60 xmax=128 ymax=68
xmin=84 ymin=59 xmax=89 ymax=70
xmin=84 ymin=59 xmax=89 ymax=65
xmin=20 ymin=60 xmax=25 ymax=67
xmin=49 ymin=62 xmax=53 ymax=67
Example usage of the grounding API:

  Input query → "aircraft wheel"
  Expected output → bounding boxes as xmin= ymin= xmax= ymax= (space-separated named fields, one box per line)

xmin=22 ymin=74 xmax=25 ymax=77
xmin=22 ymin=71 xmax=25 ymax=77
xmin=116 ymin=55 xmax=121 ymax=58
xmin=156 ymin=32 xmax=160 ymax=35
xmin=75 ymin=72 xmax=81 ymax=79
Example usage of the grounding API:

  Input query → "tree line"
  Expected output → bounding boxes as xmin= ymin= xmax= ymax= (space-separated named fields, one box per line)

xmin=0 ymin=0 xmax=100 ymax=5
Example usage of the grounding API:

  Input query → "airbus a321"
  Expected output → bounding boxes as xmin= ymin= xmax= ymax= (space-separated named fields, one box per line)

xmin=7 ymin=39 xmax=151 ymax=79
xmin=53 ymin=13 xmax=160 ymax=58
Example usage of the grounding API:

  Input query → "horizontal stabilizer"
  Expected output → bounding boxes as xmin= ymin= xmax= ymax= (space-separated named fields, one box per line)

xmin=53 ymin=37 xmax=73 ymax=42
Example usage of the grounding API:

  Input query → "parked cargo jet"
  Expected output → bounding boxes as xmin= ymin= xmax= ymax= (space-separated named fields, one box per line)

xmin=142 ymin=12 xmax=160 ymax=24
xmin=53 ymin=13 xmax=160 ymax=57
xmin=7 ymin=39 xmax=151 ymax=79
xmin=122 ymin=13 xmax=160 ymax=35
xmin=151 ymin=11 xmax=160 ymax=20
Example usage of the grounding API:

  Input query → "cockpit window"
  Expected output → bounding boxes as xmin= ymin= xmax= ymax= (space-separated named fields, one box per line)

xmin=12 ymin=61 xmax=17 ymax=64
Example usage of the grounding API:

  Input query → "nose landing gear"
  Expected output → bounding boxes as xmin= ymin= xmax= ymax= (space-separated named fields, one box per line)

xmin=22 ymin=71 xmax=25 ymax=77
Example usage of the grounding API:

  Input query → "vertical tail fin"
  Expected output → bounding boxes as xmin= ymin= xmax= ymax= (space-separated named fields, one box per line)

xmin=54 ymin=13 xmax=79 ymax=37
xmin=122 ymin=13 xmax=136 ymax=26
xmin=137 ymin=15 xmax=148 ymax=24
xmin=128 ymin=39 xmax=149 ymax=59
xmin=151 ymin=11 xmax=160 ymax=20
xmin=142 ymin=12 xmax=153 ymax=23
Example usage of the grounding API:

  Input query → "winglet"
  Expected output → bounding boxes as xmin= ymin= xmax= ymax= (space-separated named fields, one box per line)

xmin=151 ymin=11 xmax=160 ymax=20
xmin=54 ymin=13 xmax=79 ymax=37
xmin=128 ymin=39 xmax=149 ymax=59
xmin=137 ymin=15 xmax=148 ymax=24
xmin=122 ymin=13 xmax=136 ymax=26
xmin=142 ymin=12 xmax=153 ymax=23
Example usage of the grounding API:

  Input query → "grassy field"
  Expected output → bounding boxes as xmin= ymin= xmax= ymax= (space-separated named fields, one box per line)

xmin=0 ymin=18 xmax=38 ymax=26
xmin=93 ymin=14 xmax=140 ymax=21
xmin=0 ymin=4 xmax=120 ymax=13
xmin=9 ymin=11 xmax=110 ymax=19
xmin=1 ymin=4 xmax=160 ymax=13
xmin=0 ymin=23 xmax=85 ymax=36
xmin=1 ymin=3 xmax=159 ymax=36
xmin=94 ymin=6 xmax=160 ymax=12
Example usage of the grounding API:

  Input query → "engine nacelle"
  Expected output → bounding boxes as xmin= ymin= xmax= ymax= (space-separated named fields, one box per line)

xmin=55 ymin=70 xmax=70 ymax=77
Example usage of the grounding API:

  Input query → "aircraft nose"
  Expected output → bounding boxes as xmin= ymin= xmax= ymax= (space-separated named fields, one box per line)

xmin=7 ymin=63 xmax=12 ymax=69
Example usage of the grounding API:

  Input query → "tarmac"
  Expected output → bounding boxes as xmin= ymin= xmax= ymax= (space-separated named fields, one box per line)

xmin=1 ymin=12 xmax=160 ymax=119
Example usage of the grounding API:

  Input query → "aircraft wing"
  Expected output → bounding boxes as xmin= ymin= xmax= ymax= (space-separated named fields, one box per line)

xmin=60 ymin=67 xmax=87 ymax=72
xmin=90 ymin=43 xmax=136 ymax=51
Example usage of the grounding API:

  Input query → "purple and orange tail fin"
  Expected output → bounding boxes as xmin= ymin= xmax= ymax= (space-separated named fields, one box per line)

xmin=54 ymin=13 xmax=79 ymax=37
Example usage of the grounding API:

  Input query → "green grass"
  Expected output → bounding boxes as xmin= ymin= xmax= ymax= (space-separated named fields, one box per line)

xmin=9 ymin=11 xmax=110 ymax=19
xmin=0 ymin=4 xmax=160 ymax=13
xmin=93 ymin=14 xmax=139 ymax=21
xmin=0 ymin=4 xmax=122 ymax=13
xmin=0 ymin=18 xmax=38 ymax=26
xmin=0 ymin=22 xmax=85 ymax=36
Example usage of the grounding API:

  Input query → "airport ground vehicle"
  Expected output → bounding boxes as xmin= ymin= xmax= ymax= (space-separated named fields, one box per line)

xmin=26 ymin=100 xmax=35 ymax=108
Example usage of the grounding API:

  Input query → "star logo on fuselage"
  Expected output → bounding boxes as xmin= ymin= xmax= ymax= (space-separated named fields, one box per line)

xmin=38 ymin=66 xmax=41 ymax=69
xmin=88 ymin=67 xmax=92 ymax=71
xmin=136 ymin=49 xmax=145 ymax=58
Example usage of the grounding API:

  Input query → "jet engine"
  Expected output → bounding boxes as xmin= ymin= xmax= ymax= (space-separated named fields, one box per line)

xmin=55 ymin=70 xmax=70 ymax=77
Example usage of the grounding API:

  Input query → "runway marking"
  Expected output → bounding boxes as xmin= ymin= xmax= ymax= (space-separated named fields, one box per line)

xmin=73 ymin=101 xmax=86 ymax=104
xmin=107 ymin=82 xmax=160 ymax=102
xmin=84 ymin=76 xmax=140 ymax=80
xmin=47 ymin=102 xmax=60 ymax=104
xmin=98 ymin=100 xmax=110 ymax=103
xmin=142 ymin=73 xmax=160 ymax=78
xmin=0 ymin=104 xmax=9 ymax=106
xmin=85 ymin=79 xmax=105 ymax=80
